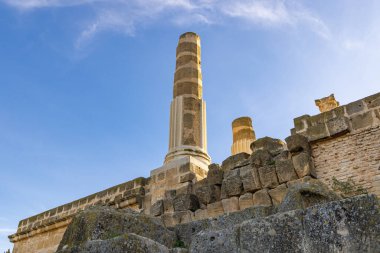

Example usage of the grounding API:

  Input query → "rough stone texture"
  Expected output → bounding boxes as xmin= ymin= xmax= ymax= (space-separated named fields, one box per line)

xmin=315 ymin=94 xmax=339 ymax=113
xmin=250 ymin=137 xmax=286 ymax=156
xmin=173 ymin=194 xmax=200 ymax=212
xmin=189 ymin=228 xmax=239 ymax=253
xmin=195 ymin=185 xmax=221 ymax=205
xmin=238 ymin=193 xmax=253 ymax=210
xmin=221 ymin=197 xmax=240 ymax=213
xmin=292 ymin=152 xmax=316 ymax=178
xmin=221 ymin=153 xmax=250 ymax=171
xmin=240 ymin=165 xmax=261 ymax=192
xmin=206 ymin=201 xmax=224 ymax=218
xmin=278 ymin=179 xmax=341 ymax=213
xmin=312 ymin=126 xmax=380 ymax=196
xmin=180 ymin=172 xmax=196 ymax=183
xmin=250 ymin=149 xmax=273 ymax=168
xmin=326 ymin=116 xmax=350 ymax=136
xmin=268 ymin=184 xmax=288 ymax=206
xmin=151 ymin=200 xmax=164 ymax=216
xmin=275 ymin=159 xmax=298 ymax=183
xmin=221 ymin=169 xmax=243 ymax=197
xmin=285 ymin=134 xmax=311 ymax=155
xmin=252 ymin=189 xmax=272 ymax=206
xmin=56 ymin=206 xmax=175 ymax=252
xmin=258 ymin=165 xmax=279 ymax=189
xmin=207 ymin=164 xmax=224 ymax=185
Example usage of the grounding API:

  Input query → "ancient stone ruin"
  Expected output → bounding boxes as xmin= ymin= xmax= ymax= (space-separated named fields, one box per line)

xmin=8 ymin=32 xmax=380 ymax=253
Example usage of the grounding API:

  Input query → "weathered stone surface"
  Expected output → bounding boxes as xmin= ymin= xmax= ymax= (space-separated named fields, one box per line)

xmin=326 ymin=116 xmax=350 ymax=136
xmin=207 ymin=164 xmax=224 ymax=185
xmin=173 ymin=210 xmax=193 ymax=224
xmin=351 ymin=111 xmax=374 ymax=130
xmin=222 ymin=197 xmax=239 ymax=213
xmin=305 ymin=124 xmax=329 ymax=141
xmin=258 ymin=165 xmax=279 ymax=189
xmin=165 ymin=189 xmax=177 ymax=199
xmin=240 ymin=165 xmax=261 ymax=192
xmin=221 ymin=153 xmax=250 ymax=171
xmin=315 ymin=94 xmax=339 ymax=113
xmin=173 ymin=194 xmax=200 ymax=212
xmin=180 ymin=172 xmax=196 ymax=183
xmin=285 ymin=134 xmax=311 ymax=155
xmin=252 ymin=189 xmax=272 ymax=206
xmin=221 ymin=175 xmax=243 ymax=197
xmin=275 ymin=159 xmax=298 ymax=183
xmin=176 ymin=182 xmax=193 ymax=195
xmin=207 ymin=201 xmax=224 ymax=218
xmin=364 ymin=92 xmax=380 ymax=109
xmin=250 ymin=150 xmax=272 ymax=168
xmin=293 ymin=115 xmax=310 ymax=132
xmin=195 ymin=185 xmax=221 ymax=205
xmin=56 ymin=206 xmax=175 ymax=251
xmin=164 ymin=198 xmax=174 ymax=213
xmin=193 ymin=209 xmax=208 ymax=221
xmin=268 ymin=184 xmax=288 ymax=206
xmin=239 ymin=193 xmax=253 ymax=210
xmin=345 ymin=100 xmax=365 ymax=115
xmin=189 ymin=228 xmax=239 ymax=253
xmin=151 ymin=200 xmax=164 ymax=216
xmin=292 ymin=152 xmax=316 ymax=178
xmin=250 ymin=137 xmax=286 ymax=156
xmin=240 ymin=210 xmax=305 ymax=253
xmin=278 ymin=178 xmax=341 ymax=213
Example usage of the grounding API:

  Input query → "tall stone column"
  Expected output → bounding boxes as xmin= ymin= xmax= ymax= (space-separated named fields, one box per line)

xmin=164 ymin=32 xmax=211 ymax=165
xmin=231 ymin=117 xmax=256 ymax=155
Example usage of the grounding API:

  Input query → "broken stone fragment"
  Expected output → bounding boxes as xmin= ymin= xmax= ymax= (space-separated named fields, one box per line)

xmin=285 ymin=134 xmax=311 ymax=155
xmin=207 ymin=163 xmax=224 ymax=185
xmin=173 ymin=194 xmax=200 ymax=212
xmin=221 ymin=153 xmax=250 ymax=171
xmin=250 ymin=149 xmax=273 ymax=168
xmin=268 ymin=184 xmax=288 ymax=206
xmin=292 ymin=152 xmax=316 ymax=178
xmin=250 ymin=136 xmax=286 ymax=156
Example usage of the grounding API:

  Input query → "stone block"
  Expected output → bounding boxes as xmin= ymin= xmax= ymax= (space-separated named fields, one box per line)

xmin=351 ymin=111 xmax=374 ymax=130
xmin=222 ymin=197 xmax=239 ymax=213
xmin=239 ymin=193 xmax=253 ymax=210
xmin=222 ymin=175 xmax=243 ymax=197
xmin=285 ymin=134 xmax=311 ymax=155
xmin=221 ymin=153 xmax=250 ymax=171
xmin=189 ymin=227 xmax=239 ymax=253
xmin=305 ymin=123 xmax=329 ymax=141
xmin=163 ymin=199 xmax=174 ymax=213
xmin=161 ymin=213 xmax=177 ymax=227
xmin=258 ymin=165 xmax=279 ymax=189
xmin=207 ymin=201 xmax=224 ymax=218
xmin=164 ymin=190 xmax=176 ymax=200
xmin=179 ymin=172 xmax=195 ymax=183
xmin=268 ymin=184 xmax=288 ymax=206
xmin=173 ymin=194 xmax=200 ymax=212
xmin=151 ymin=200 xmax=164 ymax=216
xmin=293 ymin=115 xmax=310 ymax=131
xmin=345 ymin=100 xmax=365 ymax=115
xmin=176 ymin=182 xmax=193 ymax=195
xmin=250 ymin=137 xmax=286 ymax=156
xmin=286 ymin=176 xmax=312 ymax=188
xmin=326 ymin=116 xmax=350 ymax=136
xmin=275 ymin=159 xmax=298 ymax=183
xmin=193 ymin=209 xmax=208 ymax=221
xmin=240 ymin=165 xmax=261 ymax=192
xmin=364 ymin=92 xmax=380 ymax=109
xmin=173 ymin=210 xmax=193 ymax=224
xmin=207 ymin=164 xmax=224 ymax=185
xmin=308 ymin=110 xmax=335 ymax=126
xmin=252 ymin=189 xmax=272 ymax=206
xmin=250 ymin=149 xmax=273 ymax=168
xmin=292 ymin=152 xmax=316 ymax=178
xmin=195 ymin=185 xmax=221 ymax=205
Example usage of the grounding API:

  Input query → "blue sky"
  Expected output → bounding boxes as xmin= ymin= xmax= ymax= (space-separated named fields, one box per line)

xmin=0 ymin=0 xmax=379 ymax=251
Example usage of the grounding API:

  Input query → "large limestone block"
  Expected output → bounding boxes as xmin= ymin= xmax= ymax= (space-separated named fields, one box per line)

xmin=174 ymin=194 xmax=200 ymax=212
xmin=164 ymin=199 xmax=174 ymax=213
xmin=151 ymin=200 xmax=164 ymax=216
xmin=222 ymin=197 xmax=240 ymax=213
xmin=285 ymin=134 xmax=311 ymax=155
xmin=239 ymin=193 xmax=254 ymax=210
xmin=250 ymin=137 xmax=286 ymax=156
xmin=56 ymin=206 xmax=175 ymax=251
xmin=173 ymin=210 xmax=193 ymax=224
xmin=195 ymin=185 xmax=221 ymax=205
xmin=292 ymin=152 xmax=316 ymax=178
xmin=240 ymin=165 xmax=261 ymax=192
xmin=326 ymin=116 xmax=350 ymax=136
xmin=221 ymin=153 xmax=250 ymax=171
xmin=194 ymin=209 xmax=209 ymax=221
xmin=252 ymin=189 xmax=272 ymax=207
xmin=258 ymin=165 xmax=279 ymax=189
xmin=189 ymin=228 xmax=240 ymax=253
xmin=250 ymin=149 xmax=273 ymax=168
xmin=268 ymin=184 xmax=288 ymax=206
xmin=221 ymin=174 xmax=243 ymax=197
xmin=275 ymin=159 xmax=298 ymax=183
xmin=207 ymin=201 xmax=224 ymax=218
xmin=207 ymin=163 xmax=224 ymax=185
xmin=239 ymin=210 xmax=305 ymax=253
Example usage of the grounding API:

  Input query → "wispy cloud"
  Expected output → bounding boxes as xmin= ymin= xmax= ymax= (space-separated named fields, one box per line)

xmin=2 ymin=0 xmax=330 ymax=46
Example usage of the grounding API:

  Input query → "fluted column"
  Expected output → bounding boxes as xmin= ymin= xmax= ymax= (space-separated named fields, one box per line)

xmin=231 ymin=117 xmax=256 ymax=155
xmin=164 ymin=32 xmax=211 ymax=165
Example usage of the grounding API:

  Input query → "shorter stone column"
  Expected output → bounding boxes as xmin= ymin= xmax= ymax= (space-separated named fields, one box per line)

xmin=315 ymin=94 xmax=339 ymax=112
xmin=231 ymin=117 xmax=256 ymax=155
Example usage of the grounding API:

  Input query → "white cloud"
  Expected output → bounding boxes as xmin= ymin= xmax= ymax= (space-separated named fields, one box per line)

xmin=2 ymin=0 xmax=330 ymax=46
xmin=342 ymin=39 xmax=364 ymax=50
